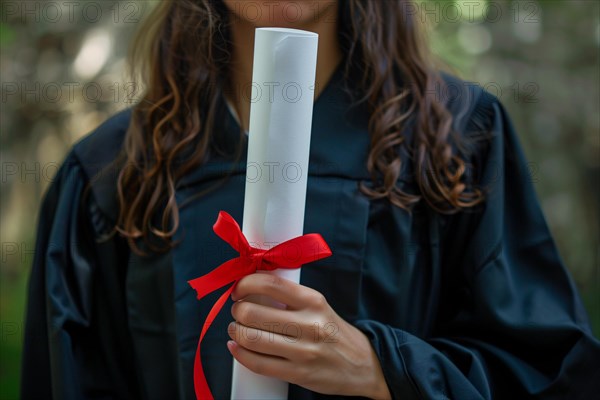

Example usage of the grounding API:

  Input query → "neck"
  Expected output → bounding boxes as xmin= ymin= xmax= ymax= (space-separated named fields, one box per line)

xmin=226 ymin=9 xmax=342 ymax=132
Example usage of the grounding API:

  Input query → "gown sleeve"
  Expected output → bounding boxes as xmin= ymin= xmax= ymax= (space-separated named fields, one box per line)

xmin=354 ymin=92 xmax=600 ymax=399
xmin=20 ymin=151 xmax=138 ymax=399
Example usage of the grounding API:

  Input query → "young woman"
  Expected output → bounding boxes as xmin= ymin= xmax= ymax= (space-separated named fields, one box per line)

xmin=21 ymin=1 xmax=600 ymax=399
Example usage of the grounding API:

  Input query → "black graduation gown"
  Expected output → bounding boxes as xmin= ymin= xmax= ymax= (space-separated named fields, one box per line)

xmin=21 ymin=66 xmax=600 ymax=400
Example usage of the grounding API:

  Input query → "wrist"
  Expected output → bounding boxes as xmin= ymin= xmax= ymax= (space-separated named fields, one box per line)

xmin=366 ymin=346 xmax=392 ymax=399
xmin=355 ymin=328 xmax=392 ymax=399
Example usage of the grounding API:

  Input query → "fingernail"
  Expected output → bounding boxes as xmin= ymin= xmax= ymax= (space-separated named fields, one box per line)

xmin=227 ymin=340 xmax=236 ymax=351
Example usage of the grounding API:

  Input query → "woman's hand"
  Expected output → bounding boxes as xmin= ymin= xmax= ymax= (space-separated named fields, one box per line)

xmin=227 ymin=273 xmax=392 ymax=399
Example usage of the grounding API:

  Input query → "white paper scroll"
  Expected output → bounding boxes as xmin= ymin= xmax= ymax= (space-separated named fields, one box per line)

xmin=231 ymin=28 xmax=319 ymax=399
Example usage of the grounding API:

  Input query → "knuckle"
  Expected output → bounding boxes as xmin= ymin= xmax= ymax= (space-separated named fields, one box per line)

xmin=307 ymin=291 xmax=327 ymax=309
xmin=267 ymin=274 xmax=283 ymax=290
xmin=227 ymin=322 xmax=237 ymax=339
xmin=231 ymin=302 xmax=239 ymax=319
xmin=310 ymin=319 xmax=327 ymax=341
xmin=299 ymin=343 xmax=319 ymax=363
xmin=235 ymin=302 xmax=254 ymax=325
xmin=236 ymin=334 xmax=247 ymax=348
xmin=233 ymin=326 xmax=247 ymax=346
xmin=250 ymin=359 xmax=266 ymax=376
xmin=236 ymin=326 xmax=251 ymax=347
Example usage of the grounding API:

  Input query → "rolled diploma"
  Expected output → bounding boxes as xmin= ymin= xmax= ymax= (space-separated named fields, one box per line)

xmin=231 ymin=28 xmax=319 ymax=399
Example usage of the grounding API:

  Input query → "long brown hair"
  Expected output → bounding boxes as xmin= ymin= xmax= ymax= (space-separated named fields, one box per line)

xmin=116 ymin=0 xmax=483 ymax=255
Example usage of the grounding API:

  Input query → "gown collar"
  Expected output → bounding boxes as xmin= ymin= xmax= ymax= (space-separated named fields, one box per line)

xmin=176 ymin=60 xmax=372 ymax=191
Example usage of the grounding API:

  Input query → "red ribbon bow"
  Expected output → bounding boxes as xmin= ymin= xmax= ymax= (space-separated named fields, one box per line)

xmin=187 ymin=211 xmax=332 ymax=400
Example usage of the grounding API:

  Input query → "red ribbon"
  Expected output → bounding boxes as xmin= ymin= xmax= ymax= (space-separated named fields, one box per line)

xmin=187 ymin=211 xmax=332 ymax=400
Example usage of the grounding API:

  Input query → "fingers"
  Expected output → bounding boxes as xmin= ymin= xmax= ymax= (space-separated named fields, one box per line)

xmin=227 ymin=339 xmax=297 ymax=381
xmin=227 ymin=321 xmax=306 ymax=360
xmin=232 ymin=272 xmax=326 ymax=310
xmin=231 ymin=300 xmax=295 ymax=336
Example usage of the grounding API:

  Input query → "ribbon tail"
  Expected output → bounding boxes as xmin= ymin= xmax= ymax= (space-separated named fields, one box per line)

xmin=194 ymin=284 xmax=236 ymax=400
xmin=188 ymin=258 xmax=246 ymax=300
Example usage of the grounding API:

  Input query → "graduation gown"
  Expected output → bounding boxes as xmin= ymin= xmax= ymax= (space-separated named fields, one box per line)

xmin=21 ymin=66 xmax=600 ymax=399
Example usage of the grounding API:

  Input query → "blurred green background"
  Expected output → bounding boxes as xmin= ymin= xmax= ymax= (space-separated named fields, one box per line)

xmin=1 ymin=1 xmax=598 ymax=398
